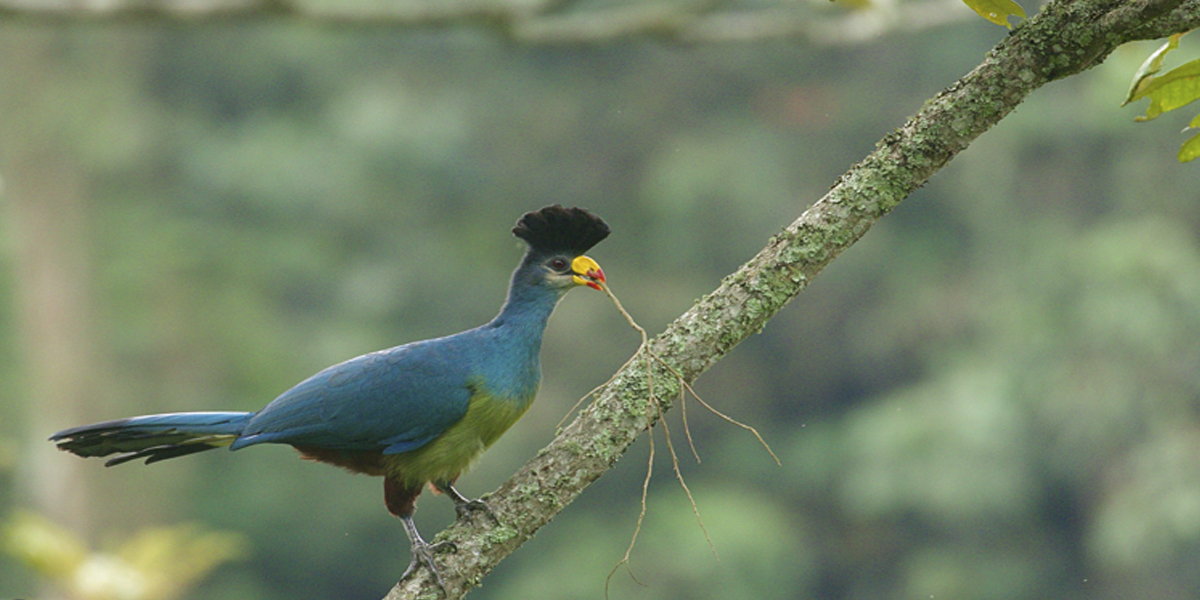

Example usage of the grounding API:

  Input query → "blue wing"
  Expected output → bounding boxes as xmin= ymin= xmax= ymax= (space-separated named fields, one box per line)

xmin=231 ymin=337 xmax=473 ymax=454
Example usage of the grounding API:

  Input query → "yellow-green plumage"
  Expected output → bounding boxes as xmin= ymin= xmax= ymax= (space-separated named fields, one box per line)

xmin=383 ymin=386 xmax=534 ymax=488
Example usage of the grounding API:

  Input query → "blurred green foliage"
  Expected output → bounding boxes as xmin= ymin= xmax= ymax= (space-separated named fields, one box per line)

xmin=1 ymin=15 xmax=1199 ymax=600
xmin=4 ymin=510 xmax=246 ymax=600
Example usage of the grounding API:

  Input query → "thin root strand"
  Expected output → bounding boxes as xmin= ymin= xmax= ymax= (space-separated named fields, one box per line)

xmin=592 ymin=281 xmax=778 ymax=588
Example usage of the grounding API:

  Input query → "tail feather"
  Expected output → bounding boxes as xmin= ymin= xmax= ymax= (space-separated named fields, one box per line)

xmin=50 ymin=412 xmax=254 ymax=466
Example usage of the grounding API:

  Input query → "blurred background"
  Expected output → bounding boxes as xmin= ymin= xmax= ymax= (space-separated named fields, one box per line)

xmin=2 ymin=3 xmax=1200 ymax=599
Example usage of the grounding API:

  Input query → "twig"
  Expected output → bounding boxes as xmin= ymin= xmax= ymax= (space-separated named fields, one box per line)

xmin=598 ymin=282 xmax=780 ymax=465
xmin=656 ymin=401 xmax=717 ymax=559
xmin=680 ymin=385 xmax=701 ymax=464
xmin=604 ymin=396 xmax=654 ymax=598
xmin=671 ymin=375 xmax=781 ymax=467
xmin=594 ymin=281 xmax=776 ymax=589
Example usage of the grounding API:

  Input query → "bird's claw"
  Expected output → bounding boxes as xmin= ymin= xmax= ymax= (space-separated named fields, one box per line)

xmin=401 ymin=539 xmax=456 ymax=594
xmin=454 ymin=497 xmax=500 ymax=526
xmin=436 ymin=482 xmax=501 ymax=526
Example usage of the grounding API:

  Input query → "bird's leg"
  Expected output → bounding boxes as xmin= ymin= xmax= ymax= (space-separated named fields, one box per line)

xmin=399 ymin=514 xmax=454 ymax=592
xmin=434 ymin=480 xmax=500 ymax=525
xmin=386 ymin=477 xmax=454 ymax=593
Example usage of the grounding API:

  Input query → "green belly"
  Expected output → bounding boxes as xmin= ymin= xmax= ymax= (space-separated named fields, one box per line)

xmin=381 ymin=389 xmax=533 ymax=488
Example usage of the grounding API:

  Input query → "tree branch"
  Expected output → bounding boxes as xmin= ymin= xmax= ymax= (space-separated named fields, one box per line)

xmin=379 ymin=0 xmax=1200 ymax=597
xmin=0 ymin=0 xmax=980 ymax=44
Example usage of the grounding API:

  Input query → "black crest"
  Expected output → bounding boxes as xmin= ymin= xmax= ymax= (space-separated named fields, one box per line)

xmin=512 ymin=205 xmax=610 ymax=256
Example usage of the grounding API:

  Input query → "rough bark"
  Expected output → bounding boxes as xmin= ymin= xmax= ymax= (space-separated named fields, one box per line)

xmin=379 ymin=0 xmax=1200 ymax=597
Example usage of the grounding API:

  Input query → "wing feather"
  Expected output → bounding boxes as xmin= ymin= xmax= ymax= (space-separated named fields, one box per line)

xmin=230 ymin=338 xmax=472 ymax=453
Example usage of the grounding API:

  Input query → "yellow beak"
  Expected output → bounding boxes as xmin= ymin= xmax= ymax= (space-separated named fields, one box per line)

xmin=571 ymin=255 xmax=605 ymax=291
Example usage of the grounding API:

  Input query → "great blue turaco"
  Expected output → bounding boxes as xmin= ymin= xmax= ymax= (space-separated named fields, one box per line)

xmin=50 ymin=205 xmax=611 ymax=590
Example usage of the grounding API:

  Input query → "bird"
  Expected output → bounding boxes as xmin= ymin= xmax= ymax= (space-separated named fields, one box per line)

xmin=49 ymin=204 xmax=611 ymax=590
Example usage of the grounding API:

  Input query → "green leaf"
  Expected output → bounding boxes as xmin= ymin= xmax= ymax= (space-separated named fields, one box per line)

xmin=1133 ymin=58 xmax=1200 ymax=122
xmin=1125 ymin=34 xmax=1200 ymax=162
xmin=1179 ymin=113 xmax=1200 ymax=162
xmin=1123 ymin=34 xmax=1183 ymax=106
xmin=960 ymin=0 xmax=1026 ymax=28
xmin=1178 ymin=131 xmax=1200 ymax=162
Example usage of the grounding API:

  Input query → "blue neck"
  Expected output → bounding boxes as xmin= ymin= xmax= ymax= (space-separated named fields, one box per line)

xmin=487 ymin=255 xmax=565 ymax=333
xmin=474 ymin=254 xmax=567 ymax=399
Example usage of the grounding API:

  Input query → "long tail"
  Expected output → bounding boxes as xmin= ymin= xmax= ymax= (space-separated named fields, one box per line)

xmin=49 ymin=412 xmax=254 ymax=466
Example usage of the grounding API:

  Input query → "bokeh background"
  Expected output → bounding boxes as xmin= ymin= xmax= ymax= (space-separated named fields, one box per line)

xmin=3 ymin=6 xmax=1200 ymax=600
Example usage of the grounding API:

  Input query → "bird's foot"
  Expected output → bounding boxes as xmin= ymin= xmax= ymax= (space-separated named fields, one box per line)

xmin=454 ymin=497 xmax=500 ymax=526
xmin=401 ymin=538 xmax=456 ymax=594
xmin=436 ymin=481 xmax=501 ymax=526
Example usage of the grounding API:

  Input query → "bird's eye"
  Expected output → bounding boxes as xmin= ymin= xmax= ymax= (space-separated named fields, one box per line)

xmin=549 ymin=258 xmax=569 ymax=271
